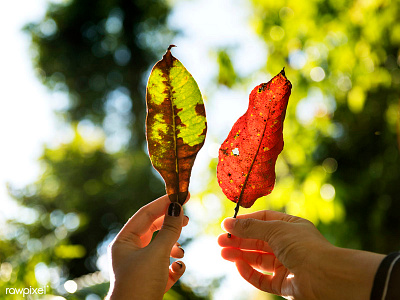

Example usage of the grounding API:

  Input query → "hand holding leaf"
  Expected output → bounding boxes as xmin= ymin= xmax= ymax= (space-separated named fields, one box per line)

xmin=146 ymin=46 xmax=207 ymax=205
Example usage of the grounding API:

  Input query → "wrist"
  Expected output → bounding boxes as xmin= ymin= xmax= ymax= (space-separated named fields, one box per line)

xmin=106 ymin=281 xmax=139 ymax=300
xmin=316 ymin=246 xmax=384 ymax=300
xmin=107 ymin=277 xmax=165 ymax=300
xmin=106 ymin=284 xmax=126 ymax=300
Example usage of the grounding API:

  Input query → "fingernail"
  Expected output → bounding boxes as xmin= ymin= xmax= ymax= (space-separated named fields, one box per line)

xmin=168 ymin=202 xmax=181 ymax=217
xmin=176 ymin=261 xmax=183 ymax=268
xmin=185 ymin=215 xmax=189 ymax=221
xmin=177 ymin=244 xmax=185 ymax=254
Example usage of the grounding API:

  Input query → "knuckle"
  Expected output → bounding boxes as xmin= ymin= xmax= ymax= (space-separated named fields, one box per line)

xmin=271 ymin=259 xmax=285 ymax=294
xmin=255 ymin=239 xmax=265 ymax=251
xmin=141 ymin=208 xmax=156 ymax=222
xmin=258 ymin=273 xmax=265 ymax=290
xmin=238 ymin=218 xmax=253 ymax=232
xmin=283 ymin=214 xmax=296 ymax=222
xmin=287 ymin=214 xmax=304 ymax=223
xmin=261 ymin=210 xmax=270 ymax=221
xmin=135 ymin=206 xmax=157 ymax=225
xmin=162 ymin=223 xmax=180 ymax=236
xmin=262 ymin=230 xmax=271 ymax=243
xmin=255 ymin=253 xmax=263 ymax=269
xmin=149 ymin=222 xmax=158 ymax=233
xmin=262 ymin=220 xmax=288 ymax=244
xmin=270 ymin=220 xmax=287 ymax=231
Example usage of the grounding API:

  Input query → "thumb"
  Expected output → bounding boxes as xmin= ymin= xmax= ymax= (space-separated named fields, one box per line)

xmin=222 ymin=217 xmax=282 ymax=242
xmin=154 ymin=202 xmax=184 ymax=250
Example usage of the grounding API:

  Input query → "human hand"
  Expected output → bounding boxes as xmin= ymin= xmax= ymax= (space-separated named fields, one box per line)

xmin=218 ymin=210 xmax=384 ymax=300
xmin=107 ymin=194 xmax=189 ymax=300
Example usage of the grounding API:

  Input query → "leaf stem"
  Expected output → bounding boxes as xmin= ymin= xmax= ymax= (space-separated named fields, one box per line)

xmin=227 ymin=94 xmax=274 ymax=238
xmin=227 ymin=201 xmax=241 ymax=238
xmin=169 ymin=55 xmax=180 ymax=204
xmin=168 ymin=44 xmax=176 ymax=51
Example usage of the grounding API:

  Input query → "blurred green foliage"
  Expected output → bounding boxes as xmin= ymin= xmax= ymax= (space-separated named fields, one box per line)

xmin=210 ymin=1 xmax=400 ymax=298
xmin=212 ymin=0 xmax=400 ymax=260
xmin=244 ymin=0 xmax=400 ymax=254
xmin=217 ymin=49 xmax=238 ymax=88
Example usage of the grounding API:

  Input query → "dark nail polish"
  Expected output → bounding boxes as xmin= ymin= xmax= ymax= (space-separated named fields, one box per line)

xmin=168 ymin=202 xmax=181 ymax=217
xmin=176 ymin=261 xmax=183 ymax=268
xmin=185 ymin=215 xmax=189 ymax=221
xmin=177 ymin=245 xmax=185 ymax=254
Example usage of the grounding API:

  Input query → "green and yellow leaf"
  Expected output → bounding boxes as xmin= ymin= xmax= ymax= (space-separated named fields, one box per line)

xmin=146 ymin=46 xmax=207 ymax=205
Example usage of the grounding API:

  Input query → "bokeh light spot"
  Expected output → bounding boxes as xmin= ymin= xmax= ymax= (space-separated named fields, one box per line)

xmin=270 ymin=26 xmax=285 ymax=41
xmin=106 ymin=16 xmax=123 ymax=35
xmin=64 ymin=280 xmax=78 ymax=293
xmin=0 ymin=262 xmax=13 ymax=281
xmin=322 ymin=158 xmax=338 ymax=173
xmin=320 ymin=184 xmax=335 ymax=201
xmin=40 ymin=19 xmax=57 ymax=36
xmin=114 ymin=46 xmax=131 ymax=66
xmin=289 ymin=50 xmax=307 ymax=70
xmin=64 ymin=212 xmax=80 ymax=231
xmin=310 ymin=67 xmax=325 ymax=82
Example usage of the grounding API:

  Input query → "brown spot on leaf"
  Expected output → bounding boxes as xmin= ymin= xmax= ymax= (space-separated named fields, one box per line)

xmin=200 ymin=125 xmax=207 ymax=136
xmin=195 ymin=103 xmax=206 ymax=116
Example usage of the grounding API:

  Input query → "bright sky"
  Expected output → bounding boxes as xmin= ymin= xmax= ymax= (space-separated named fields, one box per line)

xmin=0 ymin=0 xmax=269 ymax=299
xmin=0 ymin=0 xmax=57 ymax=221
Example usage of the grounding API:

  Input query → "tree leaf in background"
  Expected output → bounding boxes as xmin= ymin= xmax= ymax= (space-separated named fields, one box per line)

xmin=146 ymin=46 xmax=207 ymax=205
xmin=217 ymin=49 xmax=237 ymax=88
xmin=217 ymin=69 xmax=291 ymax=214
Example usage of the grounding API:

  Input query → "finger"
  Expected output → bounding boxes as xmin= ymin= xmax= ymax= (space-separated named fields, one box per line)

xmin=235 ymin=260 xmax=274 ymax=293
xmin=235 ymin=210 xmax=301 ymax=223
xmin=170 ymin=242 xmax=185 ymax=259
xmin=150 ymin=215 xmax=189 ymax=234
xmin=164 ymin=261 xmax=186 ymax=293
xmin=140 ymin=215 xmax=189 ymax=248
xmin=153 ymin=203 xmax=184 ymax=250
xmin=116 ymin=194 xmax=190 ymax=242
xmin=222 ymin=217 xmax=291 ymax=242
xmin=217 ymin=233 xmax=273 ymax=253
xmin=221 ymin=248 xmax=275 ymax=273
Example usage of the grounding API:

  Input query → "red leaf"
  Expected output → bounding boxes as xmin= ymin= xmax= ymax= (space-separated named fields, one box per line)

xmin=217 ymin=69 xmax=292 ymax=208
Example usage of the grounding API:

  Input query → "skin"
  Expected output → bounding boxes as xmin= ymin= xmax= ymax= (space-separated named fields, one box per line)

xmin=218 ymin=210 xmax=385 ymax=300
xmin=106 ymin=194 xmax=189 ymax=300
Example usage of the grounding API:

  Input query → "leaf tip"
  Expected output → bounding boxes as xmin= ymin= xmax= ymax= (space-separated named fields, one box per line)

xmin=280 ymin=67 xmax=286 ymax=77
xmin=162 ymin=45 xmax=177 ymax=66
xmin=167 ymin=44 xmax=177 ymax=51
